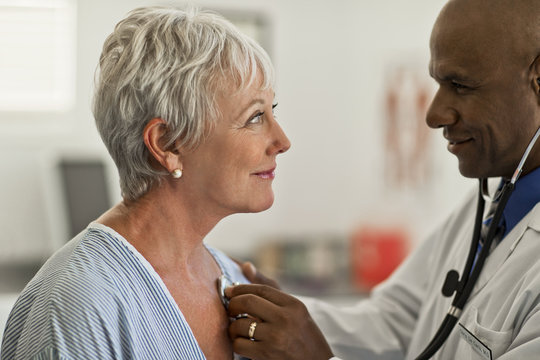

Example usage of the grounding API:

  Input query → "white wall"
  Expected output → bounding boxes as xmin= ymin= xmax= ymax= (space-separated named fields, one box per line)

xmin=0 ymin=0 xmax=474 ymax=263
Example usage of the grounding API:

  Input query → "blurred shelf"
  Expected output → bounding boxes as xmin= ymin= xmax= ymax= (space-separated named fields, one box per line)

xmin=0 ymin=261 xmax=43 ymax=293
xmin=0 ymin=292 xmax=19 ymax=339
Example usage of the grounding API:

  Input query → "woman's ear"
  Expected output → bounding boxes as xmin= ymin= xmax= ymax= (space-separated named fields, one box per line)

xmin=143 ymin=118 xmax=182 ymax=174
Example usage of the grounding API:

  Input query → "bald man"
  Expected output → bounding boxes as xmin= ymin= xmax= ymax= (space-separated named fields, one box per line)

xmin=225 ymin=0 xmax=540 ymax=359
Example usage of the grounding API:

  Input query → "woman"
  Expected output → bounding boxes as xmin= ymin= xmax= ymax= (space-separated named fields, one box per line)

xmin=1 ymin=6 xmax=290 ymax=359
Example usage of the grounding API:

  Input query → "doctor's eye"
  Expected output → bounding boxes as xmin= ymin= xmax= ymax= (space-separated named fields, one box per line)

xmin=272 ymin=103 xmax=278 ymax=118
xmin=451 ymin=81 xmax=469 ymax=92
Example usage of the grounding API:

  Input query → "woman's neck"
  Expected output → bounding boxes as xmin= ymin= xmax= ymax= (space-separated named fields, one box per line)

xmin=96 ymin=186 xmax=223 ymax=281
xmin=96 ymin=187 xmax=233 ymax=359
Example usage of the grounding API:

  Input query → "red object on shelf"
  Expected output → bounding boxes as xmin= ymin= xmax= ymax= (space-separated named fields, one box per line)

xmin=351 ymin=226 xmax=409 ymax=290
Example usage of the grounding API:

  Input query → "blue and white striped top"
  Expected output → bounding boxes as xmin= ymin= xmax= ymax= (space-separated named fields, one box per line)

xmin=1 ymin=223 xmax=249 ymax=359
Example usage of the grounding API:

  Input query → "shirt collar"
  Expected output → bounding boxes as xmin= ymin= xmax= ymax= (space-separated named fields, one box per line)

xmin=503 ymin=166 xmax=540 ymax=236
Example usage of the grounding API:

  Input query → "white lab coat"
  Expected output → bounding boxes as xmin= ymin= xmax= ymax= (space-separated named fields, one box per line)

xmin=302 ymin=185 xmax=540 ymax=359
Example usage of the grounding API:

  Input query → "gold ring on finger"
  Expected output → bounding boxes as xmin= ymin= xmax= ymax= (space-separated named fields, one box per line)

xmin=248 ymin=321 xmax=257 ymax=341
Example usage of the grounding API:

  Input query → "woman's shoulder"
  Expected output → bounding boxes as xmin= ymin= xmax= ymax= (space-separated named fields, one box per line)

xmin=39 ymin=225 xmax=130 ymax=286
xmin=14 ymin=223 xmax=150 ymax=319
xmin=1 ymin=225 xmax=137 ymax=359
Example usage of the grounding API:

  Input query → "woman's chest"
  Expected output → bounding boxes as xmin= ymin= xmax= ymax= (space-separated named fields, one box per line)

xmin=168 ymin=282 xmax=234 ymax=359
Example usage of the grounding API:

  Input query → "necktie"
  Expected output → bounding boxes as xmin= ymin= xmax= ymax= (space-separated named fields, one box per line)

xmin=472 ymin=186 xmax=506 ymax=271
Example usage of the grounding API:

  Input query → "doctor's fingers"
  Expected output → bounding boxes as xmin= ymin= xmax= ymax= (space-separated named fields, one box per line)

xmin=227 ymin=291 xmax=284 ymax=322
xmin=239 ymin=261 xmax=281 ymax=289
xmin=228 ymin=317 xmax=268 ymax=341
xmin=229 ymin=317 xmax=334 ymax=360
xmin=226 ymin=284 xmax=294 ymax=307
xmin=231 ymin=335 xmax=289 ymax=360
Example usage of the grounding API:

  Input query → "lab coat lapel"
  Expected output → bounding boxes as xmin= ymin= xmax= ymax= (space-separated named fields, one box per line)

xmin=470 ymin=203 xmax=540 ymax=297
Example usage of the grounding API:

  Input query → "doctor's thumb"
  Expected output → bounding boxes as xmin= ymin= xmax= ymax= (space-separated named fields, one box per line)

xmin=241 ymin=261 xmax=281 ymax=290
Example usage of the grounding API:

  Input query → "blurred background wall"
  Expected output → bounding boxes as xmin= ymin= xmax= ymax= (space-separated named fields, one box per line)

xmin=0 ymin=0 xmax=475 ymax=303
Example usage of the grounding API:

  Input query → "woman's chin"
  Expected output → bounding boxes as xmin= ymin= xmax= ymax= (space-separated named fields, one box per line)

xmin=246 ymin=194 xmax=275 ymax=214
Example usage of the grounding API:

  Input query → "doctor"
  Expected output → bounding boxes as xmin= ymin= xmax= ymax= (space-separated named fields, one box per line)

xmin=226 ymin=0 xmax=540 ymax=358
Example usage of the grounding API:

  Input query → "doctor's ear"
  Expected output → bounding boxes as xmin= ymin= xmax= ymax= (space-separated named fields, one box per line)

xmin=532 ymin=54 xmax=540 ymax=98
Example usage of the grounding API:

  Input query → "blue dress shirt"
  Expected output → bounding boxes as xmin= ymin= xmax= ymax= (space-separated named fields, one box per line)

xmin=502 ymin=166 xmax=540 ymax=237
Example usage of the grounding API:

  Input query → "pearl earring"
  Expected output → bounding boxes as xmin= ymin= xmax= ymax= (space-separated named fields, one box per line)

xmin=171 ymin=169 xmax=183 ymax=179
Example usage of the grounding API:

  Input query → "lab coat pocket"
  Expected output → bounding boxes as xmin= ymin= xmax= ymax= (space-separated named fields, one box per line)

xmin=457 ymin=307 xmax=513 ymax=360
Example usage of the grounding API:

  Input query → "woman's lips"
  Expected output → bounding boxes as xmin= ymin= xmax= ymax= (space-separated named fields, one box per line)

xmin=253 ymin=168 xmax=276 ymax=179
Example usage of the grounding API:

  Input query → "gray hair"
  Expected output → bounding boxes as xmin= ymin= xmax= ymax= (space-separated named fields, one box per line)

xmin=93 ymin=6 xmax=274 ymax=201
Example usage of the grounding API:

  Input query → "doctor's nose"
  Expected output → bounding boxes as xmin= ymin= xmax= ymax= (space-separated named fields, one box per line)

xmin=425 ymin=89 xmax=458 ymax=129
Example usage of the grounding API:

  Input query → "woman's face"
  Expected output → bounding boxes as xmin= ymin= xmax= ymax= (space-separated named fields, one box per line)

xmin=180 ymin=72 xmax=291 ymax=217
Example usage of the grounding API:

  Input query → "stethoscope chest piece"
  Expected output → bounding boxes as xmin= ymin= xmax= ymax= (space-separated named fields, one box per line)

xmin=442 ymin=269 xmax=460 ymax=297
xmin=416 ymin=126 xmax=540 ymax=360
xmin=217 ymin=274 xmax=239 ymax=310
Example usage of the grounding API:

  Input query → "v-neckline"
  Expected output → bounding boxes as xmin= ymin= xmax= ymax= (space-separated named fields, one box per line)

xmin=89 ymin=222 xmax=232 ymax=359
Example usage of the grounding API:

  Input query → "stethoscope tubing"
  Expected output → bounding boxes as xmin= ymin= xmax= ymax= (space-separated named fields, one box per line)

xmin=415 ymin=180 xmax=513 ymax=360
xmin=415 ymin=126 xmax=540 ymax=359
xmin=414 ymin=181 xmax=489 ymax=359
xmin=456 ymin=182 xmax=513 ymax=308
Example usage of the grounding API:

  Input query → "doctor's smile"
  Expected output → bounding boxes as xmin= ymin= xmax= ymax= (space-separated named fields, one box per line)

xmin=445 ymin=137 xmax=474 ymax=156
xmin=445 ymin=136 xmax=474 ymax=154
xmin=224 ymin=0 xmax=540 ymax=359
xmin=4 ymin=0 xmax=540 ymax=359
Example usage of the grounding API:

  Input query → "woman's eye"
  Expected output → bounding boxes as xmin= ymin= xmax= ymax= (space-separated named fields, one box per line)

xmin=247 ymin=112 xmax=264 ymax=125
xmin=245 ymin=104 xmax=278 ymax=126
xmin=272 ymin=103 xmax=278 ymax=118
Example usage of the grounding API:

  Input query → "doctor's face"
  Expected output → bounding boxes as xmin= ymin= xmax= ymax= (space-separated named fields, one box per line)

xmin=425 ymin=1 xmax=540 ymax=179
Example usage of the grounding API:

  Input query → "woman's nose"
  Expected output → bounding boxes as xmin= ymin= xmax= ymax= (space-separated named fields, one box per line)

xmin=269 ymin=120 xmax=291 ymax=155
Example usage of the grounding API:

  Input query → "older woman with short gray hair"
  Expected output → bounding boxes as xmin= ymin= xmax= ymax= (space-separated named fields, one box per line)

xmin=94 ymin=6 xmax=276 ymax=201
xmin=1 ymin=6 xmax=290 ymax=359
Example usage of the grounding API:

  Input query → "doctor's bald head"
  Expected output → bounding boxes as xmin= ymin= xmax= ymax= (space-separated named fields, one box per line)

xmin=436 ymin=0 xmax=540 ymax=63
xmin=426 ymin=0 xmax=540 ymax=179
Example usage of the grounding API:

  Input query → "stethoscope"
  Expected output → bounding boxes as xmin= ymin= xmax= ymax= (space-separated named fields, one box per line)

xmin=218 ymin=274 xmax=236 ymax=309
xmin=415 ymin=126 xmax=540 ymax=360
xmin=214 ymin=127 xmax=540 ymax=359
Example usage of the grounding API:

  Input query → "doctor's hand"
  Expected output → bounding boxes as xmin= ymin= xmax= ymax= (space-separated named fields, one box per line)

xmin=236 ymin=261 xmax=281 ymax=290
xmin=226 ymin=284 xmax=334 ymax=360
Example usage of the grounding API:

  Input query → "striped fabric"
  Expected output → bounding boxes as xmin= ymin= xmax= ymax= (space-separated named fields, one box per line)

xmin=1 ymin=223 xmax=249 ymax=359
